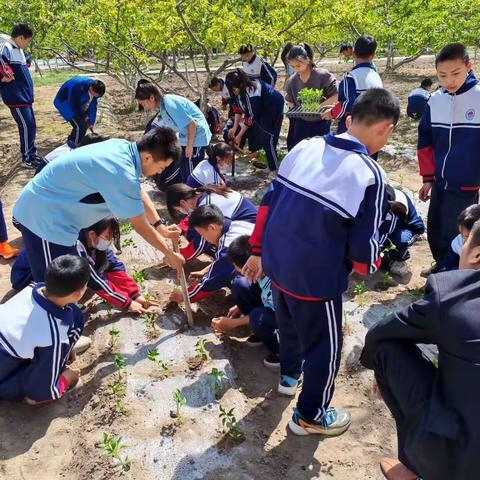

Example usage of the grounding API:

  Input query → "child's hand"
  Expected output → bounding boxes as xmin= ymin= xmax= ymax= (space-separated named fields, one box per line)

xmin=185 ymin=145 xmax=194 ymax=159
xmin=1 ymin=76 xmax=14 ymax=83
xmin=169 ymin=291 xmax=184 ymax=303
xmin=188 ymin=271 xmax=204 ymax=283
xmin=234 ymin=134 xmax=243 ymax=147
xmin=165 ymin=251 xmax=185 ymax=271
xmin=159 ymin=223 xmax=182 ymax=239
xmin=242 ymin=255 xmax=263 ymax=283
xmin=321 ymin=108 xmax=333 ymax=120
xmin=63 ymin=367 xmax=81 ymax=389
xmin=136 ymin=295 xmax=160 ymax=309
xmin=227 ymin=305 xmax=241 ymax=318
xmin=68 ymin=349 xmax=77 ymax=364
xmin=419 ymin=182 xmax=433 ymax=202
xmin=212 ymin=316 xmax=239 ymax=333
xmin=128 ymin=300 xmax=149 ymax=314
xmin=227 ymin=128 xmax=236 ymax=140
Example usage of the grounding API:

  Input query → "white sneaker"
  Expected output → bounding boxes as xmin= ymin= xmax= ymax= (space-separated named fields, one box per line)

xmin=390 ymin=260 xmax=410 ymax=277
xmin=73 ymin=336 xmax=92 ymax=354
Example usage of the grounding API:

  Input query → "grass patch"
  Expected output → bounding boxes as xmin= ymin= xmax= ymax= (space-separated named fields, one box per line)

xmin=32 ymin=69 xmax=78 ymax=87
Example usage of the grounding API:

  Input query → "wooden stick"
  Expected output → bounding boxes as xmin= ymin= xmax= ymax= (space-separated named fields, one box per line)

xmin=172 ymin=240 xmax=194 ymax=327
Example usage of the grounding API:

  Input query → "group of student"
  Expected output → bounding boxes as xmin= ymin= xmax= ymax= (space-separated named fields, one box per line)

xmin=1 ymin=20 xmax=480 ymax=480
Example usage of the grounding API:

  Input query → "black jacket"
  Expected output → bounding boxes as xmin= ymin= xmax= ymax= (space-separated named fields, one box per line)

xmin=361 ymin=269 xmax=480 ymax=480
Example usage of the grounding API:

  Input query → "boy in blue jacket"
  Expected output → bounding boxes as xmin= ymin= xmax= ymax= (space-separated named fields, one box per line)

xmin=239 ymin=44 xmax=277 ymax=87
xmin=0 ymin=24 xmax=42 ymax=169
xmin=418 ymin=43 xmax=480 ymax=272
xmin=0 ymin=255 xmax=89 ymax=404
xmin=54 ymin=76 xmax=106 ymax=148
xmin=243 ymin=88 xmax=400 ymax=436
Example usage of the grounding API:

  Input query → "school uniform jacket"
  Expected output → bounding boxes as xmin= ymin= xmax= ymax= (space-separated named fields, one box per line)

xmin=407 ymin=87 xmax=430 ymax=119
xmin=0 ymin=34 xmax=34 ymax=107
xmin=54 ymin=77 xmax=99 ymax=126
xmin=186 ymin=160 xmax=226 ymax=188
xmin=187 ymin=219 xmax=254 ymax=302
xmin=250 ymin=133 xmax=387 ymax=300
xmin=242 ymin=53 xmax=277 ymax=86
xmin=180 ymin=191 xmax=258 ymax=261
xmin=361 ymin=269 xmax=480 ymax=480
xmin=331 ymin=62 xmax=383 ymax=133
xmin=0 ymin=284 xmax=83 ymax=402
xmin=443 ymin=234 xmax=463 ymax=271
xmin=417 ymin=71 xmax=480 ymax=191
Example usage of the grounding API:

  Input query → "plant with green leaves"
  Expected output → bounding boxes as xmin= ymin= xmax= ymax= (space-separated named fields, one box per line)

xmin=133 ymin=270 xmax=145 ymax=286
xmin=172 ymin=388 xmax=187 ymax=418
xmin=383 ymin=271 xmax=394 ymax=286
xmin=120 ymin=222 xmax=133 ymax=235
xmin=97 ymin=433 xmax=131 ymax=472
xmin=143 ymin=314 xmax=159 ymax=339
xmin=298 ymin=88 xmax=324 ymax=109
xmin=380 ymin=242 xmax=397 ymax=258
xmin=208 ymin=368 xmax=227 ymax=395
xmin=353 ymin=282 xmax=366 ymax=296
xmin=121 ymin=237 xmax=134 ymax=248
xmin=108 ymin=380 xmax=127 ymax=413
xmin=147 ymin=349 xmax=169 ymax=372
xmin=219 ymin=405 xmax=242 ymax=439
xmin=195 ymin=338 xmax=209 ymax=361
xmin=108 ymin=326 xmax=120 ymax=349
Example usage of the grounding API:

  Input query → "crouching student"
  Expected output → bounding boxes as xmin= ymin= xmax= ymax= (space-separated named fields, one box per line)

xmin=0 ymin=255 xmax=89 ymax=404
xmin=407 ymin=78 xmax=433 ymax=119
xmin=360 ymin=220 xmax=480 ymax=480
xmin=243 ymin=88 xmax=400 ymax=436
xmin=379 ymin=186 xmax=425 ymax=277
xmin=169 ymin=205 xmax=255 ymax=305
xmin=212 ymin=235 xmax=279 ymax=368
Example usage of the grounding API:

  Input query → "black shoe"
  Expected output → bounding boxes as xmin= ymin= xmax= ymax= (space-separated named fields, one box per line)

xmin=31 ymin=155 xmax=45 ymax=166
xmin=263 ymin=353 xmax=280 ymax=369
xmin=245 ymin=334 xmax=263 ymax=347
xmin=252 ymin=160 xmax=268 ymax=170
xmin=21 ymin=158 xmax=36 ymax=169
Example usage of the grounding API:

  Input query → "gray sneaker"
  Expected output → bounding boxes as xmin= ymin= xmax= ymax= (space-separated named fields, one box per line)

xmin=289 ymin=407 xmax=352 ymax=436
xmin=73 ymin=335 xmax=92 ymax=354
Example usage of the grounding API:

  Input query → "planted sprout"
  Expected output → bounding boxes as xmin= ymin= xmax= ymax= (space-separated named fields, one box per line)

xmin=195 ymin=338 xmax=209 ymax=361
xmin=121 ymin=237 xmax=134 ymax=248
xmin=383 ymin=271 xmax=394 ymax=285
xmin=108 ymin=326 xmax=120 ymax=349
xmin=353 ymin=282 xmax=366 ymax=296
xmin=207 ymin=368 xmax=227 ymax=395
xmin=98 ymin=432 xmax=131 ymax=472
xmin=219 ymin=406 xmax=242 ymax=439
xmin=298 ymin=88 xmax=324 ymax=109
xmin=108 ymin=380 xmax=127 ymax=413
xmin=120 ymin=222 xmax=133 ymax=235
xmin=114 ymin=354 xmax=126 ymax=371
xmin=133 ymin=270 xmax=146 ymax=286
xmin=380 ymin=241 xmax=397 ymax=258
xmin=172 ymin=388 xmax=187 ymax=417
xmin=143 ymin=314 xmax=159 ymax=339
xmin=147 ymin=349 xmax=169 ymax=371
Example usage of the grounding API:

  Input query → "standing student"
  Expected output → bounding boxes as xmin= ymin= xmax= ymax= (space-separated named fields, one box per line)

xmin=339 ymin=43 xmax=353 ymax=60
xmin=186 ymin=143 xmax=233 ymax=188
xmin=53 ymin=76 xmax=105 ymax=148
xmin=280 ymin=43 xmax=295 ymax=77
xmin=225 ymin=69 xmax=284 ymax=171
xmin=135 ymin=80 xmax=212 ymax=190
xmin=0 ymin=255 xmax=88 ymax=404
xmin=0 ymin=197 xmax=19 ymax=259
xmin=418 ymin=43 xmax=480 ymax=273
xmin=243 ymin=89 xmax=400 ymax=436
xmin=13 ymin=128 xmax=185 ymax=283
xmin=322 ymin=35 xmax=382 ymax=134
xmin=407 ymin=78 xmax=433 ymax=119
xmin=0 ymin=24 xmax=42 ymax=169
xmin=285 ymin=43 xmax=338 ymax=150
xmin=239 ymin=44 xmax=277 ymax=87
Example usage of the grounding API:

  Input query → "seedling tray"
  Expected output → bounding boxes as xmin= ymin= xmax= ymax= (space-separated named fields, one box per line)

xmin=286 ymin=104 xmax=326 ymax=121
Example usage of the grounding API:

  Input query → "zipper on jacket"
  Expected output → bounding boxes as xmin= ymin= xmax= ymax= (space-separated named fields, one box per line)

xmin=441 ymin=94 xmax=454 ymax=189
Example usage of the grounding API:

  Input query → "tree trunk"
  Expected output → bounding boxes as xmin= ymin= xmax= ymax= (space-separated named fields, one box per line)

xmin=386 ymin=39 xmax=394 ymax=70
xmin=33 ymin=59 xmax=43 ymax=77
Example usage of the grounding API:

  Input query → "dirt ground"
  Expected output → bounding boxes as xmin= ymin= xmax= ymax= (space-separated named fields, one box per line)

xmin=0 ymin=57 xmax=437 ymax=480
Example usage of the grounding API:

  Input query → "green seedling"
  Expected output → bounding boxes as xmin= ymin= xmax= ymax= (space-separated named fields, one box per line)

xmin=133 ymin=270 xmax=145 ymax=286
xmin=147 ymin=349 xmax=169 ymax=371
xmin=114 ymin=354 xmax=126 ymax=370
xmin=195 ymin=338 xmax=209 ymax=361
xmin=383 ymin=271 xmax=394 ymax=285
xmin=408 ymin=287 xmax=424 ymax=300
xmin=108 ymin=380 xmax=127 ymax=413
xmin=219 ymin=405 xmax=242 ymax=439
xmin=143 ymin=291 xmax=154 ymax=302
xmin=108 ymin=326 xmax=120 ymax=349
xmin=381 ymin=242 xmax=397 ymax=258
xmin=98 ymin=433 xmax=131 ymax=472
xmin=172 ymin=388 xmax=187 ymax=418
xmin=120 ymin=222 xmax=133 ymax=235
xmin=353 ymin=282 xmax=366 ymax=296
xmin=143 ymin=314 xmax=159 ymax=339
xmin=298 ymin=88 xmax=324 ymax=109
xmin=208 ymin=368 xmax=227 ymax=395
xmin=121 ymin=237 xmax=134 ymax=248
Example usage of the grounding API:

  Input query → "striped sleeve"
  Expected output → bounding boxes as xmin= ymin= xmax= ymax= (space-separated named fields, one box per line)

xmin=0 ymin=43 xmax=14 ymax=78
xmin=417 ymin=104 xmax=435 ymax=183
xmin=331 ymin=75 xmax=356 ymax=120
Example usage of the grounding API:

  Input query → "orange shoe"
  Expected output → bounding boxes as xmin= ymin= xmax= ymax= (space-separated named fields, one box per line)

xmin=380 ymin=458 xmax=418 ymax=480
xmin=0 ymin=241 xmax=20 ymax=259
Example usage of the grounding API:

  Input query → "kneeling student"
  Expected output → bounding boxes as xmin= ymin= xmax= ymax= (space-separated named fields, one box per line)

xmin=212 ymin=235 xmax=279 ymax=368
xmin=0 ymin=255 xmax=88 ymax=404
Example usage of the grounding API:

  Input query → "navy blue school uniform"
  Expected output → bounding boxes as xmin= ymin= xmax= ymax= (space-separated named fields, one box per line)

xmin=407 ymin=87 xmax=430 ymax=119
xmin=331 ymin=62 xmax=383 ymax=133
xmin=0 ymin=284 xmax=83 ymax=402
xmin=0 ymin=35 xmax=38 ymax=163
xmin=0 ymin=197 xmax=8 ymax=243
xmin=235 ymin=80 xmax=284 ymax=170
xmin=443 ymin=234 xmax=463 ymax=271
xmin=242 ymin=52 xmax=277 ymax=86
xmin=418 ymin=71 xmax=480 ymax=269
xmin=250 ymin=133 xmax=387 ymax=422
xmin=186 ymin=159 xmax=226 ymax=188
xmin=54 ymin=77 xmax=100 ymax=148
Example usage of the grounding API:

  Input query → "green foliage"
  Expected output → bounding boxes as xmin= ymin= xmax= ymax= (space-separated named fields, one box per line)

xmin=353 ymin=282 xmax=366 ymax=296
xmin=108 ymin=326 xmax=121 ymax=349
xmin=121 ymin=237 xmax=134 ymax=248
xmin=172 ymin=388 xmax=187 ymax=417
xmin=219 ymin=406 xmax=242 ymax=439
xmin=195 ymin=338 xmax=209 ymax=361
xmin=132 ymin=270 xmax=145 ymax=285
xmin=120 ymin=222 xmax=133 ymax=235
xmin=383 ymin=271 xmax=394 ymax=285
xmin=98 ymin=433 xmax=131 ymax=472
xmin=147 ymin=349 xmax=169 ymax=371
xmin=207 ymin=368 xmax=227 ymax=395
xmin=298 ymin=88 xmax=324 ymax=109
xmin=143 ymin=314 xmax=159 ymax=339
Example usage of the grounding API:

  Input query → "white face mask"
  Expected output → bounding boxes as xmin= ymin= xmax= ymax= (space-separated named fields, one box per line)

xmin=94 ymin=237 xmax=112 ymax=251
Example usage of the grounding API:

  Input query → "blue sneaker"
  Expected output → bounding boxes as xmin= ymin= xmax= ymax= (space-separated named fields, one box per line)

xmin=278 ymin=374 xmax=301 ymax=396
xmin=289 ymin=407 xmax=351 ymax=436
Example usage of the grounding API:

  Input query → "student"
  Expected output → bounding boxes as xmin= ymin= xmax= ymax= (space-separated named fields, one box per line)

xmin=443 ymin=204 xmax=480 ymax=271
xmin=418 ymin=43 xmax=480 ymax=273
xmin=243 ymin=88 xmax=400 ymax=436
xmin=379 ymin=186 xmax=425 ymax=277
xmin=209 ymin=77 xmax=231 ymax=112
xmin=0 ymin=197 xmax=19 ymax=259
xmin=166 ymin=183 xmax=257 ymax=261
xmin=0 ymin=255 xmax=89 ymax=404
xmin=212 ymin=235 xmax=279 ymax=368
xmin=186 ymin=143 xmax=233 ymax=188
xmin=169 ymin=204 xmax=254 ymax=304
xmin=280 ymin=42 xmax=295 ymax=77
xmin=339 ymin=43 xmax=353 ymax=60
xmin=54 ymin=77 xmax=106 ymax=148
xmin=323 ymin=35 xmax=383 ymax=134
xmin=361 ymin=220 xmax=480 ymax=480
xmin=285 ymin=43 xmax=338 ymax=150
xmin=406 ymin=78 xmax=433 ymax=119
xmin=0 ymin=24 xmax=42 ymax=169
xmin=135 ymin=80 xmax=212 ymax=190
xmin=239 ymin=44 xmax=277 ymax=87
xmin=225 ymin=69 xmax=284 ymax=171
xmin=13 ymin=127 xmax=185 ymax=283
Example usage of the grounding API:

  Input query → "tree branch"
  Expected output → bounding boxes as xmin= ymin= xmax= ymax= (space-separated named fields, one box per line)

xmin=388 ymin=45 xmax=429 ymax=72
xmin=277 ymin=1 xmax=315 ymax=36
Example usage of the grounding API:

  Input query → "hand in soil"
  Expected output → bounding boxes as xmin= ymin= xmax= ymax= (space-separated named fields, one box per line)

xmin=212 ymin=316 xmax=245 ymax=333
xmin=227 ymin=305 xmax=241 ymax=319
xmin=165 ymin=251 xmax=185 ymax=271
xmin=159 ymin=224 xmax=182 ymax=240
xmin=128 ymin=300 xmax=150 ymax=314
xmin=136 ymin=295 xmax=160 ymax=309
xmin=169 ymin=291 xmax=184 ymax=304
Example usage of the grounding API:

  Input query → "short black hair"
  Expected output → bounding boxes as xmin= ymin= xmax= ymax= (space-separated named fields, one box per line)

xmin=91 ymin=80 xmax=106 ymax=96
xmin=457 ymin=204 xmax=480 ymax=231
xmin=354 ymin=35 xmax=377 ymax=58
xmin=189 ymin=204 xmax=224 ymax=230
xmin=209 ymin=77 xmax=223 ymax=89
xmin=11 ymin=23 xmax=33 ymax=39
xmin=44 ymin=255 xmax=90 ymax=297
xmin=351 ymin=88 xmax=400 ymax=126
xmin=340 ymin=43 xmax=353 ymax=53
xmin=137 ymin=127 xmax=181 ymax=163
xmin=238 ymin=44 xmax=254 ymax=55
xmin=436 ymin=43 xmax=469 ymax=66
xmin=227 ymin=235 xmax=251 ymax=268
xmin=467 ymin=220 xmax=480 ymax=249
xmin=420 ymin=78 xmax=433 ymax=89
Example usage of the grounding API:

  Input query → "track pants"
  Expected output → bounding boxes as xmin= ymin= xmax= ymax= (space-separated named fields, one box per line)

xmin=9 ymin=106 xmax=37 ymax=160
xmin=273 ymin=285 xmax=343 ymax=422
xmin=287 ymin=118 xmax=331 ymax=151
xmin=259 ymin=114 xmax=283 ymax=171
xmin=0 ymin=197 xmax=7 ymax=243
xmin=67 ymin=113 xmax=88 ymax=148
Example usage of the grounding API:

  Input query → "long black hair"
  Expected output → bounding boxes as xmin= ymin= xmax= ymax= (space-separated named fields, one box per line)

xmin=83 ymin=216 xmax=121 ymax=271
xmin=135 ymin=79 xmax=163 ymax=111
xmin=206 ymin=142 xmax=233 ymax=179
xmin=225 ymin=69 xmax=256 ymax=97
xmin=286 ymin=43 xmax=314 ymax=67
